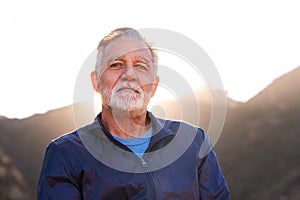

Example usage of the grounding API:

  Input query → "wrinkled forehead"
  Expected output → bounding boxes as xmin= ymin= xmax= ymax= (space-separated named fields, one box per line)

xmin=102 ymin=38 xmax=153 ymax=65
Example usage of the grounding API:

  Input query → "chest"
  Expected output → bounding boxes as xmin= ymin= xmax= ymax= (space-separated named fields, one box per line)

xmin=79 ymin=152 xmax=200 ymax=200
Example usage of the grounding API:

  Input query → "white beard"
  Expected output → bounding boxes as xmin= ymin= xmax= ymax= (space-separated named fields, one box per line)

xmin=100 ymin=81 xmax=152 ymax=116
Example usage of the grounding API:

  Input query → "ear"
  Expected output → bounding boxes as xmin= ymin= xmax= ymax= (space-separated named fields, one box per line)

xmin=151 ymin=76 xmax=160 ymax=97
xmin=90 ymin=71 xmax=100 ymax=93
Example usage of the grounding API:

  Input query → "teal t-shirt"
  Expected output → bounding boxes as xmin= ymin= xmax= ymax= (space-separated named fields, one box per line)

xmin=113 ymin=125 xmax=153 ymax=159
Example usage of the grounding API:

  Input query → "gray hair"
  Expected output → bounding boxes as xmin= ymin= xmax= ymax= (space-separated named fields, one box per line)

xmin=95 ymin=27 xmax=158 ymax=76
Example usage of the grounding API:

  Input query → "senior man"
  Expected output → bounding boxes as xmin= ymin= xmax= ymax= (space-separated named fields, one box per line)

xmin=38 ymin=27 xmax=230 ymax=199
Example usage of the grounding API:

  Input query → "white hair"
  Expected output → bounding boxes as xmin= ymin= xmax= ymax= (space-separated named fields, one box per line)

xmin=95 ymin=27 xmax=158 ymax=77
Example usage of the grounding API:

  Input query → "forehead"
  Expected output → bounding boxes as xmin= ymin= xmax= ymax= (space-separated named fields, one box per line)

xmin=103 ymin=38 xmax=153 ymax=62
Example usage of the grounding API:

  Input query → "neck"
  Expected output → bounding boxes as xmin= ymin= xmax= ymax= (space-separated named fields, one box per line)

xmin=101 ymin=106 xmax=150 ymax=138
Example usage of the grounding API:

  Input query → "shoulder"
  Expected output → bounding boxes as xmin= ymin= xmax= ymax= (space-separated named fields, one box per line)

xmin=166 ymin=120 xmax=213 ymax=159
xmin=52 ymin=131 xmax=79 ymax=145
xmin=47 ymin=119 xmax=97 ymax=155
xmin=150 ymin=112 xmax=205 ymax=136
xmin=162 ymin=118 xmax=212 ymax=150
xmin=151 ymin=112 xmax=208 ymax=142
xmin=50 ymin=118 xmax=99 ymax=148
xmin=45 ymin=131 xmax=81 ymax=159
xmin=163 ymin=118 xmax=206 ymax=139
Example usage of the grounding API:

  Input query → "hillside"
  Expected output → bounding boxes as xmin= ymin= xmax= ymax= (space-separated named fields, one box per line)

xmin=247 ymin=66 xmax=300 ymax=108
xmin=0 ymin=148 xmax=30 ymax=200
xmin=216 ymin=66 xmax=300 ymax=199
xmin=0 ymin=106 xmax=76 ymax=197
xmin=0 ymin=66 xmax=300 ymax=199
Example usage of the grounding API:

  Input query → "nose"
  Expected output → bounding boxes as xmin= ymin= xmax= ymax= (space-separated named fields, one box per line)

xmin=121 ymin=62 xmax=137 ymax=81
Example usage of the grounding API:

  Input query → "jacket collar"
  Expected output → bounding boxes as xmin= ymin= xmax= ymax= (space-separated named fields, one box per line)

xmin=93 ymin=112 xmax=176 ymax=152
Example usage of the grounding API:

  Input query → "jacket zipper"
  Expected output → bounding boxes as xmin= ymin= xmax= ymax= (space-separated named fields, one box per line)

xmin=140 ymin=158 xmax=157 ymax=200
xmin=104 ymin=137 xmax=157 ymax=199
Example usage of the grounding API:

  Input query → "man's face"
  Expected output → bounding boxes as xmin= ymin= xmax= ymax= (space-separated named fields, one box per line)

xmin=97 ymin=38 xmax=159 ymax=115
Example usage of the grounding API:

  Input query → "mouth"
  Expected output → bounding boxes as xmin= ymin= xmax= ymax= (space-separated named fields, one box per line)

xmin=118 ymin=87 xmax=141 ymax=94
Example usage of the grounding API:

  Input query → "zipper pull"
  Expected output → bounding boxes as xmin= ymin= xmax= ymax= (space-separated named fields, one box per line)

xmin=140 ymin=158 xmax=148 ymax=168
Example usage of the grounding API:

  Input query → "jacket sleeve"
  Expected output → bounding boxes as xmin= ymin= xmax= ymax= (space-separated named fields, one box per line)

xmin=198 ymin=134 xmax=230 ymax=200
xmin=37 ymin=142 xmax=82 ymax=200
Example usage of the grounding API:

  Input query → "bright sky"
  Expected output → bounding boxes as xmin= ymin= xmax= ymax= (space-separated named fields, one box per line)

xmin=1 ymin=0 xmax=300 ymax=119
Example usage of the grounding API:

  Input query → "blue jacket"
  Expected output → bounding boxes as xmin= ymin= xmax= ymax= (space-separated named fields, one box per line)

xmin=38 ymin=112 xmax=230 ymax=199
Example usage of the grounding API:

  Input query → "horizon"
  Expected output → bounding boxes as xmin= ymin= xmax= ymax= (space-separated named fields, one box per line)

xmin=1 ymin=65 xmax=298 ymax=120
xmin=1 ymin=1 xmax=300 ymax=119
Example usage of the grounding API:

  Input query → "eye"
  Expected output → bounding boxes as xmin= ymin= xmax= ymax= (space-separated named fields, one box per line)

xmin=135 ymin=63 xmax=149 ymax=71
xmin=109 ymin=61 xmax=124 ymax=69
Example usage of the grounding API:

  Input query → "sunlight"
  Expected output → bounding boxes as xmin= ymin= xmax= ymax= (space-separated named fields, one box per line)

xmin=157 ymin=50 xmax=207 ymax=94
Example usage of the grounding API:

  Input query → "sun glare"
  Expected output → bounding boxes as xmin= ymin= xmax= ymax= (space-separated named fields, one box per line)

xmin=157 ymin=51 xmax=207 ymax=94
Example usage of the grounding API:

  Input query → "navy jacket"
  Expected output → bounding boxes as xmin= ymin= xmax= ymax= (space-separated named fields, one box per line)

xmin=38 ymin=112 xmax=230 ymax=199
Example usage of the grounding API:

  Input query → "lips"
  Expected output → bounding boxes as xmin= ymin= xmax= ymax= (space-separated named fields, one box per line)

xmin=113 ymin=81 xmax=144 ymax=95
xmin=117 ymin=87 xmax=141 ymax=94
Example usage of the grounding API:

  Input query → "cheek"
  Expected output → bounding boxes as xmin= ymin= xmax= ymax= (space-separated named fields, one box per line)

xmin=138 ymin=73 xmax=156 ymax=90
xmin=140 ymin=79 xmax=156 ymax=93
xmin=100 ymin=73 xmax=119 ymax=90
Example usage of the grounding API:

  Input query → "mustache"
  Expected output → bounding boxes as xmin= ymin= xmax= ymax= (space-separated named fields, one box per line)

xmin=113 ymin=81 xmax=143 ymax=95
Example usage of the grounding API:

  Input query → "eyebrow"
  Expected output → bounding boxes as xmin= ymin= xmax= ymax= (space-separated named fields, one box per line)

xmin=107 ymin=55 xmax=151 ymax=64
xmin=133 ymin=56 xmax=151 ymax=63
xmin=107 ymin=56 xmax=121 ymax=64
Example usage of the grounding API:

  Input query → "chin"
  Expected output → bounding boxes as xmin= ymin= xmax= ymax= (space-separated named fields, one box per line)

xmin=111 ymin=105 xmax=147 ymax=118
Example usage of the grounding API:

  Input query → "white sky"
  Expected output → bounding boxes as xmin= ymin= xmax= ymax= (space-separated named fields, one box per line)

xmin=1 ymin=0 xmax=300 ymax=119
